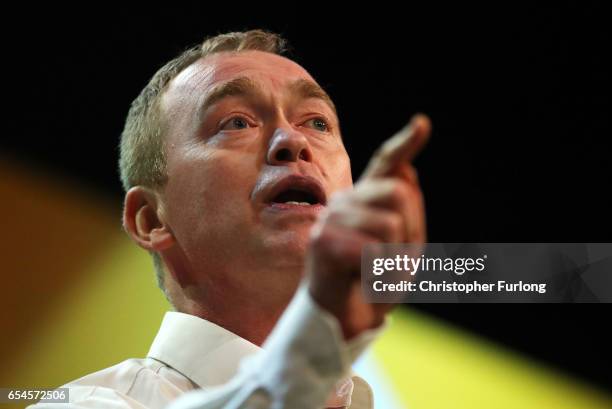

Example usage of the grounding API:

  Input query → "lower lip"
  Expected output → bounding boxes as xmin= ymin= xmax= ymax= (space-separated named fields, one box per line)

xmin=265 ymin=203 xmax=325 ymax=213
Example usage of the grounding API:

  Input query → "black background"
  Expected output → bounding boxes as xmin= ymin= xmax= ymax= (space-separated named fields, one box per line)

xmin=4 ymin=3 xmax=610 ymax=392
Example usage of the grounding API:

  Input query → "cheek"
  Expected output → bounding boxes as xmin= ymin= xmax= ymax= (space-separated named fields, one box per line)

xmin=163 ymin=151 xmax=256 ymax=233
xmin=324 ymin=147 xmax=353 ymax=190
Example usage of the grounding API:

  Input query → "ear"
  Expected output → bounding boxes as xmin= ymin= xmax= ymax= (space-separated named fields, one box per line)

xmin=123 ymin=186 xmax=175 ymax=252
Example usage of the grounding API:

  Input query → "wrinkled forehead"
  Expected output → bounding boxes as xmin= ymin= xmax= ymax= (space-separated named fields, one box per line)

xmin=165 ymin=50 xmax=317 ymax=105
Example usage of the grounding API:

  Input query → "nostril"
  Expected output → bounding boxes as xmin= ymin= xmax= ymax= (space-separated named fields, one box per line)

xmin=299 ymin=149 xmax=310 ymax=161
xmin=275 ymin=148 xmax=292 ymax=162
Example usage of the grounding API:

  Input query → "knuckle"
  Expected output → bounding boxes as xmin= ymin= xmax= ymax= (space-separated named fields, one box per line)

xmin=388 ymin=180 xmax=410 ymax=205
xmin=384 ymin=213 xmax=403 ymax=241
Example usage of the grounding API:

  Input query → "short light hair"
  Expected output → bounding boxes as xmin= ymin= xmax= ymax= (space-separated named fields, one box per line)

xmin=119 ymin=30 xmax=288 ymax=292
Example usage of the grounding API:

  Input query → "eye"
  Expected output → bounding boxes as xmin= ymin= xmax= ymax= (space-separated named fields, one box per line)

xmin=304 ymin=117 xmax=330 ymax=132
xmin=221 ymin=116 xmax=251 ymax=131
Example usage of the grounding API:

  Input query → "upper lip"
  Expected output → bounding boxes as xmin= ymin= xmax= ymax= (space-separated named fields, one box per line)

xmin=258 ymin=174 xmax=327 ymax=206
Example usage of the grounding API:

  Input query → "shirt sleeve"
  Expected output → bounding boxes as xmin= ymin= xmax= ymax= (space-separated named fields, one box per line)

xmin=166 ymin=283 xmax=382 ymax=409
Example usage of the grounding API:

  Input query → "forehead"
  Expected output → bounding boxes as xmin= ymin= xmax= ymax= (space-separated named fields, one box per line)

xmin=167 ymin=50 xmax=317 ymax=100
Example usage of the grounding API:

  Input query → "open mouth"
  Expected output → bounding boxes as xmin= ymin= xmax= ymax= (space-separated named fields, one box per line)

xmin=263 ymin=175 xmax=327 ymax=208
xmin=271 ymin=188 xmax=321 ymax=206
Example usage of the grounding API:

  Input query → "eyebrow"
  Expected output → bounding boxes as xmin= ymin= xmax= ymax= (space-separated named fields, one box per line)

xmin=199 ymin=76 xmax=265 ymax=114
xmin=286 ymin=78 xmax=337 ymax=115
xmin=197 ymin=76 xmax=337 ymax=118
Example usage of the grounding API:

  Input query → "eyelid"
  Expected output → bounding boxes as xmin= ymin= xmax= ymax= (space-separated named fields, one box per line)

xmin=218 ymin=113 xmax=257 ymax=130
xmin=301 ymin=115 xmax=333 ymax=132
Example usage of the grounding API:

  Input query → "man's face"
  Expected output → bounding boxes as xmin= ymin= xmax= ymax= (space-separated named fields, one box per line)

xmin=158 ymin=50 xmax=352 ymax=300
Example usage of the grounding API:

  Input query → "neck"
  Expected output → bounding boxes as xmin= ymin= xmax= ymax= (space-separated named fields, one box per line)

xmin=168 ymin=266 xmax=301 ymax=346
xmin=183 ymin=296 xmax=290 ymax=346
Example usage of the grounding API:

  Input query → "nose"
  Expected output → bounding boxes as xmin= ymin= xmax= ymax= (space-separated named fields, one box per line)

xmin=266 ymin=128 xmax=312 ymax=164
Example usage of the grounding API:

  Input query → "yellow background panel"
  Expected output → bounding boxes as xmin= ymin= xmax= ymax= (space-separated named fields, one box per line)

xmin=374 ymin=308 xmax=611 ymax=408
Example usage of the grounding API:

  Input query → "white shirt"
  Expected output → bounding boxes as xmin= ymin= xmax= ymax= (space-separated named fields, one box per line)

xmin=29 ymin=285 xmax=379 ymax=409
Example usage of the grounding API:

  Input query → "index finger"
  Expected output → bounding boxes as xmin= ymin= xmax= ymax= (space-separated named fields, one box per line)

xmin=361 ymin=114 xmax=431 ymax=179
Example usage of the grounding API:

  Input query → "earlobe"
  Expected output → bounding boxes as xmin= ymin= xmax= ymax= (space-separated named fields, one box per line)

xmin=123 ymin=187 xmax=175 ymax=252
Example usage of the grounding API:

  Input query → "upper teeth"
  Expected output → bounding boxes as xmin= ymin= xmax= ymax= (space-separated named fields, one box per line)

xmin=285 ymin=201 xmax=311 ymax=206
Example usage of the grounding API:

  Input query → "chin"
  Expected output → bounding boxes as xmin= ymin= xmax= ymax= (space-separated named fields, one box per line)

xmin=263 ymin=228 xmax=311 ymax=264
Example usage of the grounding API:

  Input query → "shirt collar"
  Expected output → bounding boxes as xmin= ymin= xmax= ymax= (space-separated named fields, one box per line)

xmin=147 ymin=311 xmax=260 ymax=388
xmin=147 ymin=311 xmax=374 ymax=408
